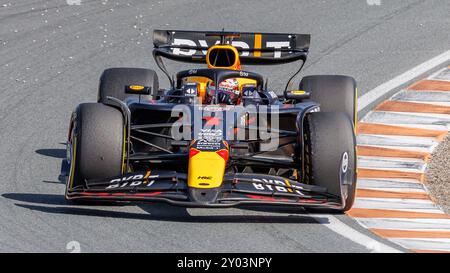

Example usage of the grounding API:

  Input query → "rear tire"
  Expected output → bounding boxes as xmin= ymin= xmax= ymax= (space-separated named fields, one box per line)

xmin=98 ymin=67 xmax=159 ymax=103
xmin=66 ymin=103 xmax=124 ymax=196
xmin=299 ymin=75 xmax=357 ymax=125
xmin=303 ymin=112 xmax=356 ymax=212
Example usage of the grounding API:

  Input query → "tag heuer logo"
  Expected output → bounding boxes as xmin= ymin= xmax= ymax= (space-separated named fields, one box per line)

xmin=197 ymin=176 xmax=212 ymax=180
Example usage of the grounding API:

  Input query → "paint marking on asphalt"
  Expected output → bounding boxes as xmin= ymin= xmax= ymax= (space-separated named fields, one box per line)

xmin=358 ymin=168 xmax=424 ymax=181
xmin=392 ymin=90 xmax=450 ymax=106
xmin=408 ymin=79 xmax=450 ymax=91
xmin=376 ymin=100 xmax=450 ymax=115
xmin=390 ymin=238 xmax=450 ymax=252
xmin=357 ymin=145 xmax=430 ymax=161
xmin=362 ymin=111 xmax=450 ymax=131
xmin=358 ymin=50 xmax=450 ymax=112
xmin=412 ymin=249 xmax=450 ymax=253
xmin=357 ymin=178 xmax=426 ymax=192
xmin=352 ymin=66 xmax=450 ymax=252
xmin=348 ymin=209 xmax=450 ymax=219
xmin=357 ymin=156 xmax=426 ymax=173
xmin=308 ymin=214 xmax=403 ymax=253
xmin=356 ymin=189 xmax=429 ymax=200
xmin=353 ymin=198 xmax=439 ymax=212
xmin=370 ymin=229 xmax=450 ymax=239
xmin=357 ymin=122 xmax=447 ymax=140
xmin=356 ymin=218 xmax=450 ymax=230
xmin=357 ymin=134 xmax=438 ymax=153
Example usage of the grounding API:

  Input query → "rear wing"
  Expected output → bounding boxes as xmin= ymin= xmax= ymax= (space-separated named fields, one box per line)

xmin=153 ymin=29 xmax=310 ymax=65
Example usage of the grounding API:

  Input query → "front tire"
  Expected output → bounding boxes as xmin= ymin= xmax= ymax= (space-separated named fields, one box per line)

xmin=303 ymin=112 xmax=357 ymax=212
xmin=66 ymin=103 xmax=124 ymax=197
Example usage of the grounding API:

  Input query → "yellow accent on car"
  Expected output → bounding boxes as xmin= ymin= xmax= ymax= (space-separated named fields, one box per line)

xmin=254 ymin=34 xmax=262 ymax=57
xmin=206 ymin=44 xmax=241 ymax=70
xmin=188 ymin=150 xmax=227 ymax=189
xmin=290 ymin=90 xmax=306 ymax=95
xmin=121 ymin=125 xmax=127 ymax=173
xmin=292 ymin=169 xmax=299 ymax=180
xmin=129 ymin=85 xmax=145 ymax=91
xmin=236 ymin=78 xmax=257 ymax=88
xmin=68 ymin=136 xmax=77 ymax=190
xmin=143 ymin=170 xmax=151 ymax=184
xmin=284 ymin=179 xmax=293 ymax=193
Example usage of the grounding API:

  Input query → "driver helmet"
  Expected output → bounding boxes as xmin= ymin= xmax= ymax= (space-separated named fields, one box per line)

xmin=206 ymin=78 xmax=240 ymax=105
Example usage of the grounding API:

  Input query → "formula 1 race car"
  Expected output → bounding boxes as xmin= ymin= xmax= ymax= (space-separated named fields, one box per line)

xmin=65 ymin=30 xmax=358 ymax=212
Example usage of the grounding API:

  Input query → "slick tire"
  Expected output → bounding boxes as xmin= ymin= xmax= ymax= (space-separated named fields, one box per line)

xmin=98 ymin=67 xmax=159 ymax=103
xmin=299 ymin=75 xmax=357 ymax=125
xmin=303 ymin=112 xmax=357 ymax=212
xmin=66 ymin=103 xmax=124 ymax=196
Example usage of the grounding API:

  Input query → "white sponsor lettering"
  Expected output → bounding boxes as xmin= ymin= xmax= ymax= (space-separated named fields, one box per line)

xmin=266 ymin=41 xmax=290 ymax=58
xmin=172 ymin=38 xmax=196 ymax=56
xmin=253 ymin=183 xmax=265 ymax=190
xmin=231 ymin=41 xmax=250 ymax=56
xmin=106 ymin=174 xmax=145 ymax=189
xmin=341 ymin=152 xmax=349 ymax=173
xmin=130 ymin=181 xmax=142 ymax=187
xmin=239 ymin=71 xmax=249 ymax=77
xmin=170 ymin=39 xmax=290 ymax=58
xmin=251 ymin=178 xmax=304 ymax=196
xmin=275 ymin=186 xmax=288 ymax=192
xmin=199 ymin=40 xmax=220 ymax=55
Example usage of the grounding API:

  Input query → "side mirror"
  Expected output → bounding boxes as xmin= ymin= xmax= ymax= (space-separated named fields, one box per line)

xmin=284 ymin=90 xmax=310 ymax=101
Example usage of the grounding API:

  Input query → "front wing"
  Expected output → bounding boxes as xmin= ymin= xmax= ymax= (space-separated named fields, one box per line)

xmin=66 ymin=171 xmax=344 ymax=209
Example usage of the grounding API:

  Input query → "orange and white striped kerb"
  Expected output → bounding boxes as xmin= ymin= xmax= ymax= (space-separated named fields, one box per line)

xmin=348 ymin=66 xmax=450 ymax=253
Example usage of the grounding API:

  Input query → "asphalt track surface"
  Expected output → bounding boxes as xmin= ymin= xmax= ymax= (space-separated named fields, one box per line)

xmin=0 ymin=0 xmax=449 ymax=252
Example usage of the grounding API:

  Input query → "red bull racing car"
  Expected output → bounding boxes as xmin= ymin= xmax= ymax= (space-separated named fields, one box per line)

xmin=65 ymin=30 xmax=358 ymax=212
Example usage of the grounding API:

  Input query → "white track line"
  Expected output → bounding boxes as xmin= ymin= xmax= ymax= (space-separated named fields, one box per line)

xmin=357 ymin=134 xmax=438 ymax=152
xmin=357 ymin=156 xmax=426 ymax=173
xmin=358 ymin=50 xmax=450 ymax=112
xmin=357 ymin=178 xmax=426 ymax=192
xmin=353 ymin=198 xmax=441 ymax=213
xmin=356 ymin=218 xmax=450 ymax=231
xmin=308 ymin=214 xmax=403 ymax=253
xmin=362 ymin=111 xmax=450 ymax=131
xmin=390 ymin=238 xmax=450 ymax=252
xmin=392 ymin=90 xmax=450 ymax=106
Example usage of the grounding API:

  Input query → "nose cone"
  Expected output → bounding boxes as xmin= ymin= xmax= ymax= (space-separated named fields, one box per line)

xmin=187 ymin=149 xmax=228 ymax=189
xmin=187 ymin=140 xmax=229 ymax=189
